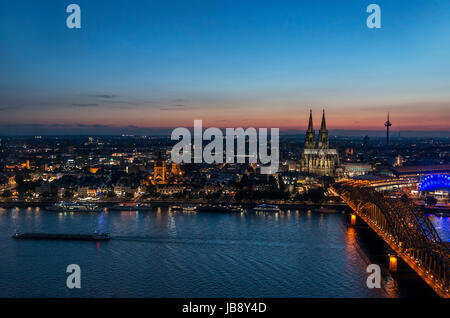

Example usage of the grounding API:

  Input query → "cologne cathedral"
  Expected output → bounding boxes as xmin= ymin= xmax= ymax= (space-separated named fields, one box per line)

xmin=300 ymin=110 xmax=340 ymax=176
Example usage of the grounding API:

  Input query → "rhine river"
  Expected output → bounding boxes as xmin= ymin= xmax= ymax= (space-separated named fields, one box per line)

xmin=0 ymin=207 xmax=448 ymax=298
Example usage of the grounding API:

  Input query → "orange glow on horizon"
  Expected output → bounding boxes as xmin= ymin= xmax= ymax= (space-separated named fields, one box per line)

xmin=4 ymin=104 xmax=449 ymax=132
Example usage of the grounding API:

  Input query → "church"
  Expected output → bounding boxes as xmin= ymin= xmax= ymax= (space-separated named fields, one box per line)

xmin=300 ymin=110 xmax=340 ymax=176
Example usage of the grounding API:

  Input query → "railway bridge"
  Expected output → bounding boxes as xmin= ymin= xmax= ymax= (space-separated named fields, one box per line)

xmin=331 ymin=181 xmax=450 ymax=298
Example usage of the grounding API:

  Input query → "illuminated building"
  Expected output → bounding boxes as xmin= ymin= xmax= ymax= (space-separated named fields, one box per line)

xmin=8 ymin=176 xmax=16 ymax=185
xmin=89 ymin=166 xmax=99 ymax=174
xmin=419 ymin=174 xmax=450 ymax=192
xmin=157 ymin=184 xmax=185 ymax=195
xmin=78 ymin=187 xmax=98 ymax=198
xmin=341 ymin=163 xmax=373 ymax=177
xmin=393 ymin=155 xmax=403 ymax=167
xmin=171 ymin=162 xmax=182 ymax=176
xmin=392 ymin=165 xmax=450 ymax=178
xmin=153 ymin=152 xmax=166 ymax=184
xmin=300 ymin=110 xmax=340 ymax=176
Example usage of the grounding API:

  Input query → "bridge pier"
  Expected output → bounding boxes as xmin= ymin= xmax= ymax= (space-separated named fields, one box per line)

xmin=389 ymin=255 xmax=398 ymax=272
xmin=350 ymin=213 xmax=356 ymax=226
xmin=348 ymin=212 xmax=368 ymax=228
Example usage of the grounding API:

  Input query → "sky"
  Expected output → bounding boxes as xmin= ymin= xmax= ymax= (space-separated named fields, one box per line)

xmin=1 ymin=0 xmax=450 ymax=135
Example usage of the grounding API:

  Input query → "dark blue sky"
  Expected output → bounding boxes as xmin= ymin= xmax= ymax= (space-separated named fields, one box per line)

xmin=1 ymin=0 xmax=449 ymax=134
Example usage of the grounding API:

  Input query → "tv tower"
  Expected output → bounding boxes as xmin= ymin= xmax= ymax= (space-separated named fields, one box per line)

xmin=384 ymin=112 xmax=392 ymax=145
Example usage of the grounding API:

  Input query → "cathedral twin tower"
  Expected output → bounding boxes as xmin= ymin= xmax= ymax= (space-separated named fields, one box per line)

xmin=300 ymin=109 xmax=339 ymax=176
xmin=305 ymin=109 xmax=329 ymax=150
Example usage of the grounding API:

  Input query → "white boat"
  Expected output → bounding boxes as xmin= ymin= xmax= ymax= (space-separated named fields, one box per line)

xmin=47 ymin=202 xmax=103 ymax=212
xmin=253 ymin=204 xmax=281 ymax=213
xmin=171 ymin=204 xmax=197 ymax=212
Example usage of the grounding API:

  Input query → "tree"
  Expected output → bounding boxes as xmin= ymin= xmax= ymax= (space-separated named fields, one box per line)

xmin=320 ymin=176 xmax=334 ymax=189
xmin=63 ymin=190 xmax=74 ymax=199
xmin=106 ymin=191 xmax=117 ymax=199
xmin=124 ymin=192 xmax=134 ymax=199
xmin=146 ymin=183 xmax=157 ymax=196
xmin=307 ymin=187 xmax=326 ymax=203
xmin=237 ymin=175 xmax=249 ymax=190
xmin=1 ymin=190 xmax=12 ymax=198
xmin=41 ymin=192 xmax=57 ymax=200
xmin=425 ymin=196 xmax=437 ymax=207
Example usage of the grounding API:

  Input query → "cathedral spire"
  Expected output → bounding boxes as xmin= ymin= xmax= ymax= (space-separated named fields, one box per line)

xmin=304 ymin=109 xmax=316 ymax=149
xmin=307 ymin=109 xmax=314 ymax=132
xmin=320 ymin=109 xmax=327 ymax=131
xmin=318 ymin=109 xmax=329 ymax=149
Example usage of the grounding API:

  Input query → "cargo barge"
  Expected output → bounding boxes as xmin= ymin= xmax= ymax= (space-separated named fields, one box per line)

xmin=194 ymin=204 xmax=244 ymax=213
xmin=12 ymin=232 xmax=110 ymax=241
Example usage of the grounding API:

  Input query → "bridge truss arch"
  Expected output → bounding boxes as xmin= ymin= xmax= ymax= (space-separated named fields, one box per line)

xmin=334 ymin=182 xmax=450 ymax=297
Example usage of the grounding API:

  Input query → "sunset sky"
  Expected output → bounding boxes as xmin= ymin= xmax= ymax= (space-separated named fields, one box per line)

xmin=1 ymin=0 xmax=450 ymax=134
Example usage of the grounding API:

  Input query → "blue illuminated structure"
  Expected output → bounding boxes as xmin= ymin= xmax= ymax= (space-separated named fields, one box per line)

xmin=419 ymin=174 xmax=450 ymax=191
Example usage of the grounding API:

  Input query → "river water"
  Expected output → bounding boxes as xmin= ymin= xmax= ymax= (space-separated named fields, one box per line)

xmin=0 ymin=207 xmax=447 ymax=297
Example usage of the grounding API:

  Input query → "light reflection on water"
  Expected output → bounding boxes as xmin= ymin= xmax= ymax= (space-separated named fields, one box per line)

xmin=429 ymin=215 xmax=450 ymax=242
xmin=0 ymin=207 xmax=446 ymax=297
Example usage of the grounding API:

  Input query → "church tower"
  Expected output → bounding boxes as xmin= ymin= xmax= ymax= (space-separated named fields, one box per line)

xmin=304 ymin=109 xmax=316 ymax=149
xmin=317 ymin=109 xmax=329 ymax=149
xmin=153 ymin=151 xmax=166 ymax=184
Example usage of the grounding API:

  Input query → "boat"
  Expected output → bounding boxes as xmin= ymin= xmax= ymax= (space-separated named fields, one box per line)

xmin=194 ymin=204 xmax=244 ymax=213
xmin=12 ymin=232 xmax=110 ymax=241
xmin=253 ymin=204 xmax=281 ymax=213
xmin=171 ymin=204 xmax=197 ymax=212
xmin=109 ymin=202 xmax=152 ymax=211
xmin=312 ymin=207 xmax=338 ymax=214
xmin=47 ymin=202 xmax=104 ymax=212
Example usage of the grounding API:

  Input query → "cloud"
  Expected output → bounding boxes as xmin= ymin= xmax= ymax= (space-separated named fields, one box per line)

xmin=0 ymin=123 xmax=174 ymax=135
xmin=76 ymin=123 xmax=112 ymax=128
xmin=71 ymin=103 xmax=99 ymax=107
xmin=0 ymin=107 xmax=13 ymax=111
xmin=89 ymin=94 xmax=117 ymax=99
xmin=159 ymin=104 xmax=190 ymax=111
xmin=85 ymin=93 xmax=153 ymax=108
xmin=0 ymin=123 xmax=447 ymax=137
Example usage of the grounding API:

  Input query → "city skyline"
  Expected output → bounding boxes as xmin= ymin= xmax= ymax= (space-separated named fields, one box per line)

xmin=2 ymin=0 xmax=450 ymax=304
xmin=1 ymin=0 xmax=450 ymax=134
